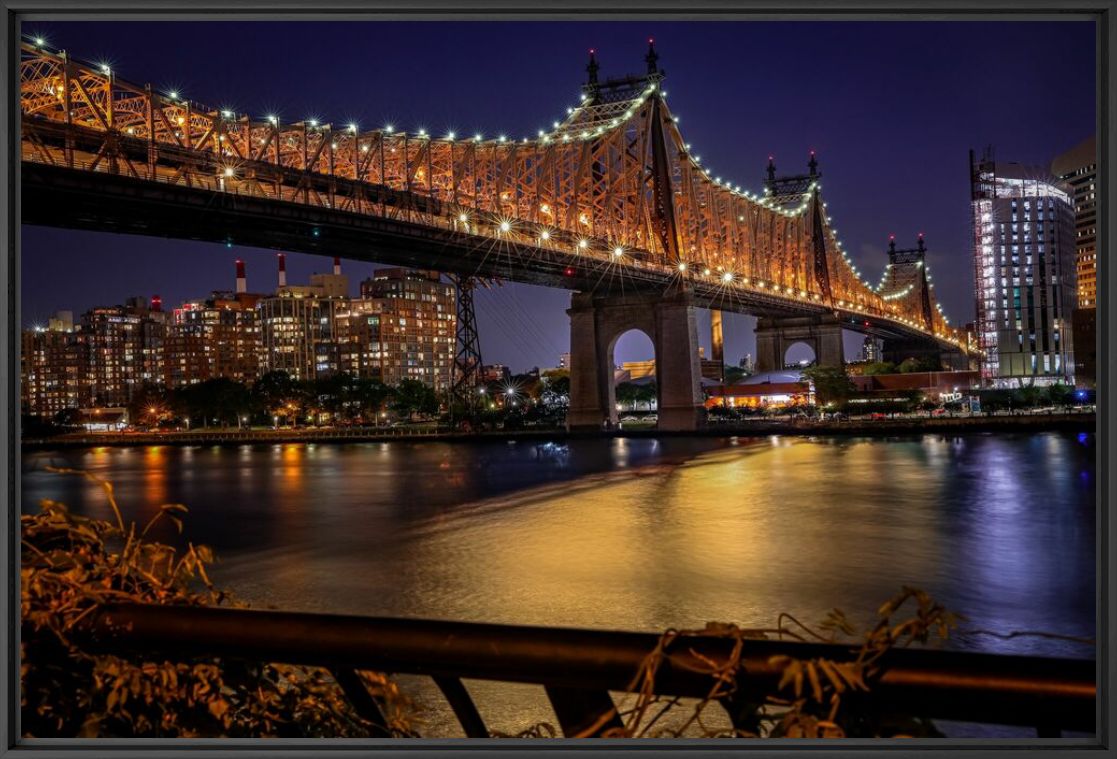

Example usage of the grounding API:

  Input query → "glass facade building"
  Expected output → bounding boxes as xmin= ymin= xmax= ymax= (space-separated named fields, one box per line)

xmin=970 ymin=150 xmax=1077 ymax=387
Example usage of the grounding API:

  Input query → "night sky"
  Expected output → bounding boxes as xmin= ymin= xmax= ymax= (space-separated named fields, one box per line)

xmin=20 ymin=20 xmax=1095 ymax=369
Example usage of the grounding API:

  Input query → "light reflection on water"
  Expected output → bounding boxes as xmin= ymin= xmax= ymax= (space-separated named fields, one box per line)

xmin=22 ymin=432 xmax=1095 ymax=735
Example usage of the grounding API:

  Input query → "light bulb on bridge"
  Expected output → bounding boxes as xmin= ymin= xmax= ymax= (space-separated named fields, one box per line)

xmin=578 ymin=239 xmax=589 ymax=249
xmin=458 ymin=213 xmax=469 ymax=223
xmin=678 ymin=262 xmax=687 ymax=272
xmin=499 ymin=221 xmax=511 ymax=232
xmin=540 ymin=230 xmax=551 ymax=241
xmin=613 ymin=247 xmax=624 ymax=257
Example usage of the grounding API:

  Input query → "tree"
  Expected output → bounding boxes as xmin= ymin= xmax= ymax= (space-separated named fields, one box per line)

xmin=1047 ymin=383 xmax=1075 ymax=409
xmin=861 ymin=361 xmax=897 ymax=376
xmin=127 ymin=382 xmax=171 ymax=428
xmin=1016 ymin=384 xmax=1044 ymax=409
xmin=353 ymin=378 xmax=393 ymax=421
xmin=174 ymin=378 xmax=251 ymax=428
xmin=391 ymin=379 xmax=439 ymax=420
xmin=801 ymin=365 xmax=855 ymax=406
xmin=541 ymin=373 xmax=570 ymax=408
xmin=897 ymin=356 xmax=941 ymax=373
xmin=615 ymin=382 xmax=641 ymax=410
xmin=252 ymin=371 xmax=306 ymax=425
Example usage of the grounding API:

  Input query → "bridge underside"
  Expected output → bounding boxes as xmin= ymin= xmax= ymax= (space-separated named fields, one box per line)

xmin=22 ymin=163 xmax=950 ymax=354
xmin=22 ymin=163 xmax=809 ymax=319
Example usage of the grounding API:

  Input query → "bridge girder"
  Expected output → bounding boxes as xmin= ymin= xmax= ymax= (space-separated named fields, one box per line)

xmin=17 ymin=39 xmax=964 ymax=352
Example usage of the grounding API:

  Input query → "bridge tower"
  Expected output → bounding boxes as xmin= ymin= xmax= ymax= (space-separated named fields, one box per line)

xmin=754 ymin=152 xmax=843 ymax=373
xmin=566 ymin=43 xmax=704 ymax=431
xmin=877 ymin=234 xmax=948 ymax=369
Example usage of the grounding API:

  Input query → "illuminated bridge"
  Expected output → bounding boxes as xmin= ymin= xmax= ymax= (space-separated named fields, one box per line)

xmin=19 ymin=38 xmax=967 ymax=430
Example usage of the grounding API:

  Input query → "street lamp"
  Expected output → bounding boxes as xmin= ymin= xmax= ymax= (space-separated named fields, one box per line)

xmin=184 ymin=416 xmax=190 ymax=431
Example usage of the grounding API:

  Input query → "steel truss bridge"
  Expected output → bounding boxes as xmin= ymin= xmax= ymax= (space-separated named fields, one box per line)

xmin=19 ymin=39 xmax=964 ymax=351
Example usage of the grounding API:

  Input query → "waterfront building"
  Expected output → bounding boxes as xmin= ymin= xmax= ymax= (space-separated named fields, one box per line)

xmin=619 ymin=351 xmax=723 ymax=383
xmin=81 ymin=302 xmax=150 ymax=406
xmin=358 ymin=268 xmax=456 ymax=391
xmin=969 ymin=149 xmax=1077 ymax=387
xmin=166 ymin=292 xmax=262 ymax=387
xmin=260 ymin=258 xmax=350 ymax=381
xmin=20 ymin=315 xmax=88 ymax=418
xmin=481 ymin=364 xmax=512 ymax=384
xmin=705 ymin=371 xmax=814 ymax=409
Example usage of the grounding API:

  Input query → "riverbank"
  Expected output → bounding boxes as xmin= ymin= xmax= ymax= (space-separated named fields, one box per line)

xmin=20 ymin=411 xmax=1095 ymax=449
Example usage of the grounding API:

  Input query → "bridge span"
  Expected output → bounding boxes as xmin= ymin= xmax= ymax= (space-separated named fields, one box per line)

xmin=19 ymin=38 xmax=968 ymax=429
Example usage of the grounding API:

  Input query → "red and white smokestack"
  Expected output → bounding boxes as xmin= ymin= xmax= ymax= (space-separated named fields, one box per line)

xmin=333 ymin=256 xmax=341 ymax=276
xmin=278 ymin=253 xmax=287 ymax=288
xmin=151 ymin=294 xmax=162 ymax=312
xmin=235 ymin=259 xmax=247 ymax=294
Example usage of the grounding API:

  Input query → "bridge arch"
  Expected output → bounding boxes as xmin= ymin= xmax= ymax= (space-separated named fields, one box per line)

xmin=567 ymin=289 xmax=704 ymax=431
xmin=754 ymin=315 xmax=845 ymax=374
xmin=783 ymin=341 xmax=817 ymax=369
xmin=610 ymin=329 xmax=657 ymax=416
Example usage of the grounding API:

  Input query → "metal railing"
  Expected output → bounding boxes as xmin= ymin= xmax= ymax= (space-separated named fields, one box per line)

xmin=76 ymin=603 xmax=1095 ymax=738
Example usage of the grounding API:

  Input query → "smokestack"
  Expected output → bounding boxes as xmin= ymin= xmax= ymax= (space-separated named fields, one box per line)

xmin=235 ymin=259 xmax=246 ymax=294
xmin=151 ymin=294 xmax=162 ymax=312
xmin=333 ymin=256 xmax=341 ymax=276
xmin=278 ymin=253 xmax=287 ymax=288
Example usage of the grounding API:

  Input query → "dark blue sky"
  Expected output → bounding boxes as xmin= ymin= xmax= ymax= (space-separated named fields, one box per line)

xmin=21 ymin=20 xmax=1095 ymax=369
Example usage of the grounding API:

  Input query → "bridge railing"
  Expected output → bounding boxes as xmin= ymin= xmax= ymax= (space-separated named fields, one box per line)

xmin=72 ymin=603 xmax=1094 ymax=739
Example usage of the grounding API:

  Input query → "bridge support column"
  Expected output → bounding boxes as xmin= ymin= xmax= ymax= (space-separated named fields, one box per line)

xmin=754 ymin=314 xmax=844 ymax=373
xmin=567 ymin=288 xmax=705 ymax=432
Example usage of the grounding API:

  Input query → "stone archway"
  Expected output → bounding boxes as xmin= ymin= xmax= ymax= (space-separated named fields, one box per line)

xmin=754 ymin=314 xmax=844 ymax=374
xmin=566 ymin=287 xmax=705 ymax=431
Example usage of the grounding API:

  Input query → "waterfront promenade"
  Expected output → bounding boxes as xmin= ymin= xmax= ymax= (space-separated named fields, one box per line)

xmin=21 ymin=410 xmax=1095 ymax=449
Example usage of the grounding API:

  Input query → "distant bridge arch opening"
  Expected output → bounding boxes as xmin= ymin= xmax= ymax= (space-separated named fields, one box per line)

xmin=611 ymin=329 xmax=657 ymax=415
xmin=784 ymin=341 xmax=817 ymax=369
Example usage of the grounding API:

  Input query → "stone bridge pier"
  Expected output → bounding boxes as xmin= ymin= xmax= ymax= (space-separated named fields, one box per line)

xmin=754 ymin=314 xmax=845 ymax=373
xmin=566 ymin=288 xmax=705 ymax=431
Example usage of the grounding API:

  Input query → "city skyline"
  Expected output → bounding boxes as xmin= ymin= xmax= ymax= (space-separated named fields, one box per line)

xmin=20 ymin=20 xmax=1095 ymax=368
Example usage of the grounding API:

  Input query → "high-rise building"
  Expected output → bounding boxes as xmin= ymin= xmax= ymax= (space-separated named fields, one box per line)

xmin=20 ymin=315 xmax=88 ymax=418
xmin=969 ymin=149 xmax=1077 ymax=387
xmin=1051 ymin=136 xmax=1097 ymax=389
xmin=81 ymin=303 xmax=149 ymax=406
xmin=1051 ymin=136 xmax=1097 ymax=308
xmin=358 ymin=268 xmax=456 ymax=390
xmin=259 ymin=258 xmax=350 ymax=380
xmin=166 ymin=291 xmax=262 ymax=387
xmin=860 ymin=337 xmax=882 ymax=363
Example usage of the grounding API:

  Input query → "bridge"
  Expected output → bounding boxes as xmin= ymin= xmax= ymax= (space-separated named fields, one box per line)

xmin=19 ymin=38 xmax=968 ymax=430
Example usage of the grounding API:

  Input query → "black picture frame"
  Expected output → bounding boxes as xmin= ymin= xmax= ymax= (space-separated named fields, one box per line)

xmin=2 ymin=1 xmax=1112 ymax=756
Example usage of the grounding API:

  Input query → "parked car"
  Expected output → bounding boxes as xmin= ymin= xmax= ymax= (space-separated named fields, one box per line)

xmin=870 ymin=412 xmax=887 ymax=421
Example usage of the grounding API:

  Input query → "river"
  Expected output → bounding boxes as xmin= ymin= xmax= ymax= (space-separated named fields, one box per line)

xmin=21 ymin=431 xmax=1096 ymax=736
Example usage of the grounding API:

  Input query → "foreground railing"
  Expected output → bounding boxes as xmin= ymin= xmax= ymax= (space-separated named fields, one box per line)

xmin=76 ymin=604 xmax=1095 ymax=738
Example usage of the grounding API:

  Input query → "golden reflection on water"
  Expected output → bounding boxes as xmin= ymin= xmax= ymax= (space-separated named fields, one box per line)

xmin=391 ymin=439 xmax=946 ymax=634
xmin=142 ymin=446 xmax=167 ymax=512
